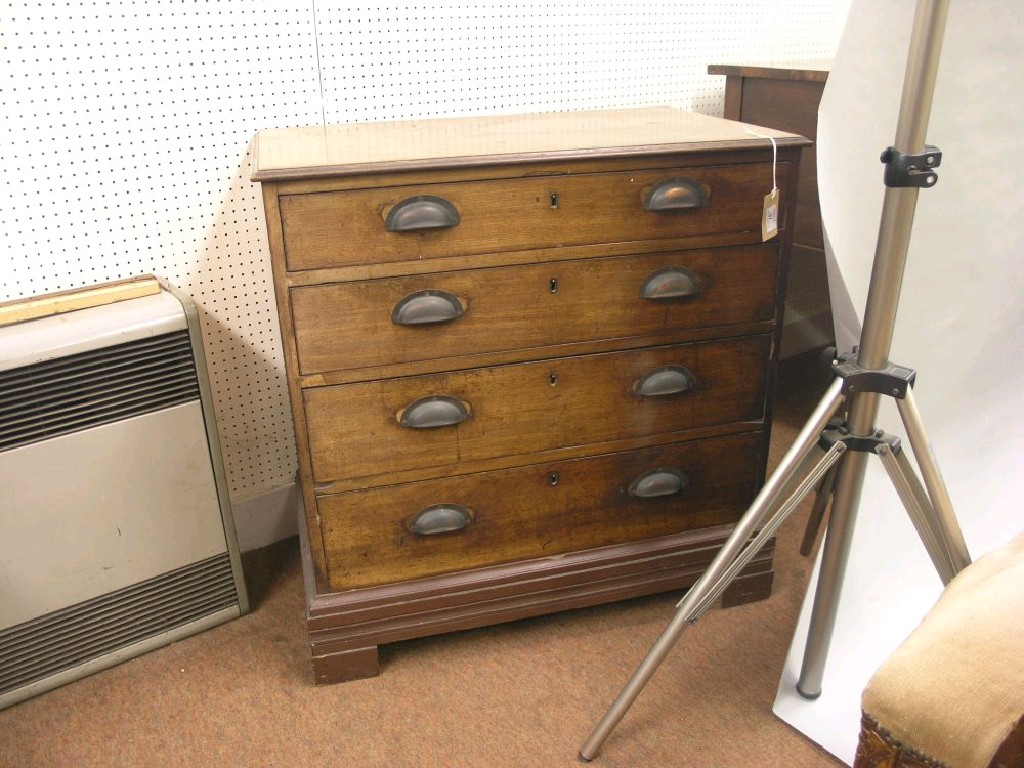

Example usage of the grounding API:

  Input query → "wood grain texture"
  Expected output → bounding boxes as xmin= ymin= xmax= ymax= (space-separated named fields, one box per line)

xmin=279 ymin=162 xmax=778 ymax=271
xmin=290 ymin=244 xmax=780 ymax=377
xmin=303 ymin=336 xmax=770 ymax=485
xmin=709 ymin=62 xmax=829 ymax=330
xmin=252 ymin=106 xmax=807 ymax=181
xmin=254 ymin=108 xmax=802 ymax=682
xmin=737 ymin=77 xmax=825 ymax=249
xmin=317 ymin=432 xmax=763 ymax=590
xmin=0 ymin=275 xmax=161 ymax=328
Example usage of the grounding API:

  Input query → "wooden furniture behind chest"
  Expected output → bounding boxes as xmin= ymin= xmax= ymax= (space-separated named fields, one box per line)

xmin=709 ymin=61 xmax=834 ymax=357
xmin=252 ymin=108 xmax=807 ymax=684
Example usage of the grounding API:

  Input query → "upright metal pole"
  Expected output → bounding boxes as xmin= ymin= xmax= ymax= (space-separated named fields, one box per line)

xmin=795 ymin=0 xmax=949 ymax=698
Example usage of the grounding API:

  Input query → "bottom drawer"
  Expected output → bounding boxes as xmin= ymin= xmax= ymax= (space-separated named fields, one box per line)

xmin=317 ymin=432 xmax=764 ymax=591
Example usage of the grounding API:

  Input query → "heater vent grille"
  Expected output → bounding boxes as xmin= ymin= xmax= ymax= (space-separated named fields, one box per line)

xmin=0 ymin=553 xmax=238 ymax=698
xmin=0 ymin=330 xmax=200 ymax=452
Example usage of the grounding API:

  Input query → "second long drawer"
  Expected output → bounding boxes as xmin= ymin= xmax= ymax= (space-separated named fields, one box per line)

xmin=290 ymin=244 xmax=780 ymax=377
xmin=304 ymin=335 xmax=771 ymax=486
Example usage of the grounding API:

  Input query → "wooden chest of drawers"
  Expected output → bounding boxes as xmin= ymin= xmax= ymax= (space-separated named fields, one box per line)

xmin=252 ymin=108 xmax=807 ymax=684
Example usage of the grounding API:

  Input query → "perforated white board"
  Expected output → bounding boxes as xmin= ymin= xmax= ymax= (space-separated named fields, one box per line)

xmin=1 ymin=1 xmax=849 ymax=530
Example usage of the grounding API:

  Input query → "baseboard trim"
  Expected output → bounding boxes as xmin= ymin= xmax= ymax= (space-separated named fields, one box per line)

xmin=231 ymin=482 xmax=299 ymax=552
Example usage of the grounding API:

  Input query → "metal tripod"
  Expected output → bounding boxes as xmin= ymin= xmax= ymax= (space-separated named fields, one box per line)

xmin=579 ymin=0 xmax=972 ymax=759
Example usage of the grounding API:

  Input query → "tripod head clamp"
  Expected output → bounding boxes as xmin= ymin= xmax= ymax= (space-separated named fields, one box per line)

xmin=821 ymin=347 xmax=918 ymax=399
xmin=881 ymin=144 xmax=942 ymax=187
xmin=833 ymin=359 xmax=917 ymax=399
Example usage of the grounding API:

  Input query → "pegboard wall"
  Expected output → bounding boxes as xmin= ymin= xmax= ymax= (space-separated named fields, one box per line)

xmin=0 ymin=1 xmax=849 ymax=514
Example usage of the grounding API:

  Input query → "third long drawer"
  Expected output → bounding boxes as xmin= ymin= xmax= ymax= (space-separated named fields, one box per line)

xmin=303 ymin=334 xmax=771 ymax=487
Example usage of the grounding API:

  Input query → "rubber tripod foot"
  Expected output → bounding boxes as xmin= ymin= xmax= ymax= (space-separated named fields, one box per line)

xmin=796 ymin=684 xmax=822 ymax=701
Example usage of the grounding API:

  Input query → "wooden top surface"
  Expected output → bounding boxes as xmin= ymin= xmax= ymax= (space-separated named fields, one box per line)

xmin=251 ymin=107 xmax=808 ymax=182
xmin=707 ymin=60 xmax=831 ymax=83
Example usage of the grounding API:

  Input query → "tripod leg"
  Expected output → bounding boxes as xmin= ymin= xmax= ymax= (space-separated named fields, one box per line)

xmin=578 ymin=378 xmax=846 ymax=761
xmin=795 ymin=428 xmax=872 ymax=700
xmin=896 ymin=388 xmax=972 ymax=573
xmin=690 ymin=440 xmax=848 ymax=618
xmin=800 ymin=464 xmax=837 ymax=557
xmin=875 ymin=443 xmax=958 ymax=584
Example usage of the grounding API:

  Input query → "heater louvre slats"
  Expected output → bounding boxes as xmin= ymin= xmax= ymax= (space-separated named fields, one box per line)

xmin=0 ymin=375 xmax=200 ymax=427
xmin=0 ymin=554 xmax=237 ymax=697
xmin=0 ymin=331 xmax=200 ymax=452
xmin=0 ymin=333 xmax=194 ymax=384
xmin=0 ymin=373 xmax=199 ymax=424
xmin=0 ymin=592 xmax=237 ymax=692
xmin=0 ymin=354 xmax=196 ymax=401
xmin=0 ymin=557 xmax=236 ymax=656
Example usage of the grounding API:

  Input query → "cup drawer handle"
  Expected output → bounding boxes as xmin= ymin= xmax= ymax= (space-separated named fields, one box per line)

xmin=639 ymin=267 xmax=701 ymax=301
xmin=642 ymin=177 xmax=708 ymax=212
xmin=634 ymin=366 xmax=696 ymax=398
xmin=397 ymin=395 xmax=471 ymax=429
xmin=391 ymin=289 xmax=466 ymax=326
xmin=628 ymin=467 xmax=690 ymax=499
xmin=385 ymin=195 xmax=460 ymax=232
xmin=408 ymin=503 xmax=474 ymax=535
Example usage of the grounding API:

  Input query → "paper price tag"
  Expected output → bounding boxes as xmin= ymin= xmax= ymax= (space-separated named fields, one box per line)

xmin=762 ymin=188 xmax=779 ymax=241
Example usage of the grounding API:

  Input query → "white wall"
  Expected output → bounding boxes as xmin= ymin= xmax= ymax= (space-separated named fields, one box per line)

xmin=0 ymin=0 xmax=850 ymax=548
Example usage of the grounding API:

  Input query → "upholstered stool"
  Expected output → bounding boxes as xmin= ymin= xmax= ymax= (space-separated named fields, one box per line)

xmin=853 ymin=531 xmax=1024 ymax=768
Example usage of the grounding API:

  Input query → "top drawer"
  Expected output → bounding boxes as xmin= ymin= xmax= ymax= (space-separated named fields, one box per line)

xmin=278 ymin=163 xmax=776 ymax=271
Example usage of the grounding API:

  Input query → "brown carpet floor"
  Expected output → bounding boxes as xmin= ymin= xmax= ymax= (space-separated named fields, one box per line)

xmin=0 ymin=352 xmax=847 ymax=768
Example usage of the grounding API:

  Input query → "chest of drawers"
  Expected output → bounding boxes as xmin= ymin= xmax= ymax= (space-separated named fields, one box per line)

xmin=252 ymin=107 xmax=807 ymax=684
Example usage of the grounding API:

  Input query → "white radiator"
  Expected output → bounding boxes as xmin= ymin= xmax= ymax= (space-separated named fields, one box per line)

xmin=0 ymin=281 xmax=248 ymax=710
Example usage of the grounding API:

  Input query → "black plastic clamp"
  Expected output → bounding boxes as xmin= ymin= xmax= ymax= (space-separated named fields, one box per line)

xmin=832 ymin=359 xmax=917 ymax=399
xmin=819 ymin=425 xmax=903 ymax=456
xmin=880 ymin=145 xmax=942 ymax=188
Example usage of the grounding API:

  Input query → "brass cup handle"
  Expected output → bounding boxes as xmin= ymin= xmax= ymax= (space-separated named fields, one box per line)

xmin=642 ymin=177 xmax=709 ymax=212
xmin=639 ymin=267 xmax=701 ymax=301
xmin=633 ymin=366 xmax=696 ymax=398
xmin=407 ymin=503 xmax=474 ymax=535
xmin=397 ymin=395 xmax=471 ymax=429
xmin=627 ymin=467 xmax=690 ymax=499
xmin=385 ymin=195 xmax=460 ymax=232
xmin=391 ymin=289 xmax=466 ymax=326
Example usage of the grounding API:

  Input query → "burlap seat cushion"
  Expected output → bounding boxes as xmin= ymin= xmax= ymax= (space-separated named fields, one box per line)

xmin=857 ymin=531 xmax=1024 ymax=768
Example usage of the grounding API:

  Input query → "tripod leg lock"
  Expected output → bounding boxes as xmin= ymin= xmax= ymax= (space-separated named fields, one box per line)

xmin=881 ymin=144 xmax=942 ymax=188
xmin=819 ymin=425 xmax=903 ymax=456
xmin=832 ymin=359 xmax=917 ymax=399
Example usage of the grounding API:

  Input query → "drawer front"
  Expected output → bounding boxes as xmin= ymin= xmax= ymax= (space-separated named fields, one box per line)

xmin=317 ymin=432 xmax=763 ymax=590
xmin=291 ymin=244 xmax=779 ymax=376
xmin=279 ymin=164 xmax=775 ymax=271
xmin=303 ymin=336 xmax=770 ymax=485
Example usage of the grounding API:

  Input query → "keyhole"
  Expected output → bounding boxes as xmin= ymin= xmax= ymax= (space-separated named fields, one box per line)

xmin=549 ymin=472 xmax=560 ymax=486
xmin=549 ymin=372 xmax=558 ymax=386
xmin=549 ymin=277 xmax=559 ymax=293
xmin=550 ymin=192 xmax=559 ymax=209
